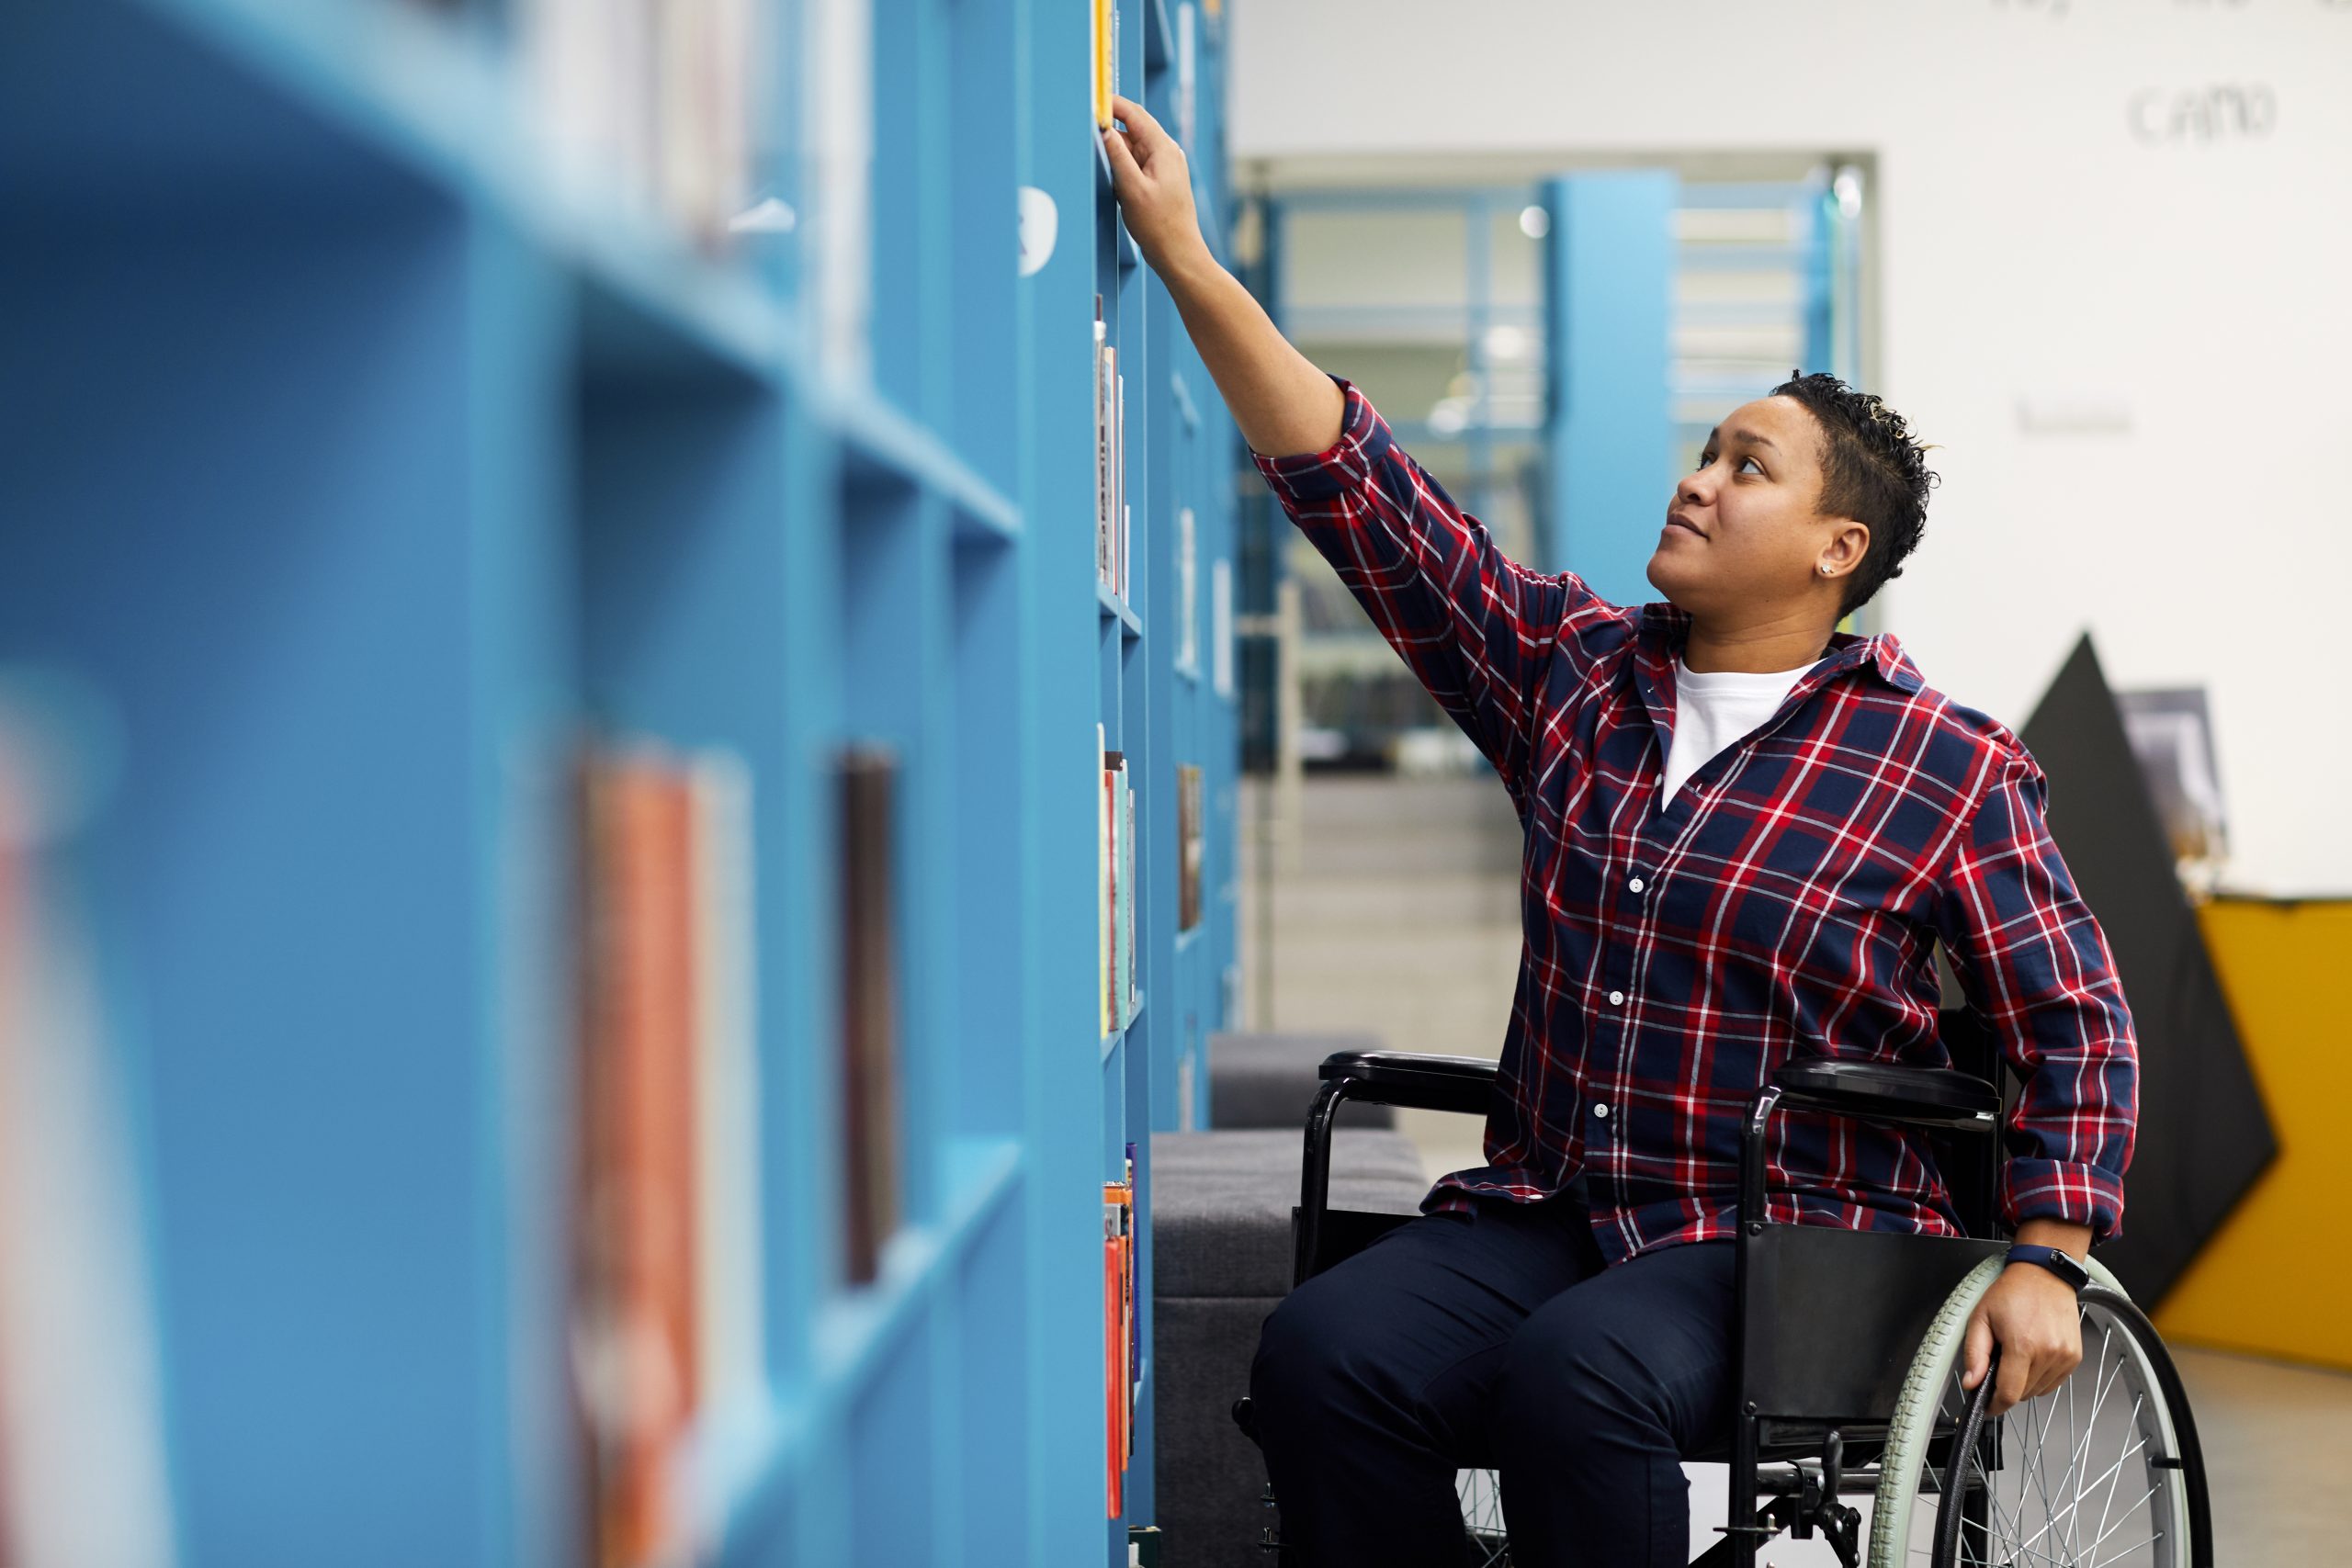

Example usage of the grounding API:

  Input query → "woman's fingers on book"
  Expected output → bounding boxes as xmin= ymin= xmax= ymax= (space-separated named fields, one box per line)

xmin=1111 ymin=94 xmax=1168 ymax=148
xmin=1103 ymin=125 xmax=1143 ymax=187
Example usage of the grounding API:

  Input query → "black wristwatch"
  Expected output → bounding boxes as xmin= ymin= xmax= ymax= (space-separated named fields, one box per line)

xmin=2006 ymin=1242 xmax=2091 ymax=1294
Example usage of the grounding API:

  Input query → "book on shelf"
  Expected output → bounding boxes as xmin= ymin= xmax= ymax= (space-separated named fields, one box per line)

xmin=1176 ymin=3 xmax=1198 ymax=152
xmin=522 ymin=0 xmax=760 ymax=253
xmin=1102 ymin=1200 xmax=1123 ymax=1518
xmin=1098 ymin=725 xmax=1114 ymax=1037
xmin=1121 ymin=773 xmax=1136 ymax=1024
xmin=1177 ymin=762 xmax=1204 ymax=931
xmin=1103 ymin=1156 xmax=1138 ymax=1517
xmin=808 ymin=0 xmax=874 ymax=378
xmin=838 ymin=744 xmax=903 ymax=1287
xmin=1094 ymin=303 xmax=1114 ymax=592
xmin=0 ymin=731 xmax=176 ymax=1568
xmin=573 ymin=735 xmax=763 ymax=1568
xmin=1125 ymin=1138 xmax=1140 ymax=1421
xmin=1102 ymin=748 xmax=1133 ymax=1032
xmin=691 ymin=750 xmax=765 ymax=1409
xmin=1212 ymin=556 xmax=1234 ymax=699
xmin=1095 ymin=338 xmax=1131 ymax=602
xmin=1114 ymin=367 xmax=1128 ymax=600
xmin=1091 ymin=0 xmax=1114 ymax=129
xmin=1177 ymin=505 xmax=1198 ymax=671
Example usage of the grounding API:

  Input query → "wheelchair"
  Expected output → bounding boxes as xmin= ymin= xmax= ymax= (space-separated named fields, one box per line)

xmin=1229 ymin=1010 xmax=2213 ymax=1567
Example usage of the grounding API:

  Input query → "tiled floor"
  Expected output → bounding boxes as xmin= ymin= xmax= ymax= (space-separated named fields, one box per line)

xmin=1242 ymin=772 xmax=2352 ymax=1565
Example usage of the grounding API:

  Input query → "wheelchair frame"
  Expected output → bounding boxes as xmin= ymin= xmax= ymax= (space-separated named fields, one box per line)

xmin=1243 ymin=1010 xmax=2157 ymax=1567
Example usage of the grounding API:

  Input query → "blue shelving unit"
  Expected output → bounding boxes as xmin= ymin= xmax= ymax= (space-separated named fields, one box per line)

xmin=0 ymin=0 xmax=1238 ymax=1563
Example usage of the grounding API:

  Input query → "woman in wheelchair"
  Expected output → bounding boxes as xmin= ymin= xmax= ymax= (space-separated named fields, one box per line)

xmin=1109 ymin=98 xmax=2205 ymax=1568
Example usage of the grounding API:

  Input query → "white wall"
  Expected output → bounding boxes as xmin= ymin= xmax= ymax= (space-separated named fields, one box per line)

xmin=1231 ymin=0 xmax=2352 ymax=895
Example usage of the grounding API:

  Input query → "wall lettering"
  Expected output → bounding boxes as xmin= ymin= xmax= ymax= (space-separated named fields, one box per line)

xmin=2130 ymin=84 xmax=2278 ymax=144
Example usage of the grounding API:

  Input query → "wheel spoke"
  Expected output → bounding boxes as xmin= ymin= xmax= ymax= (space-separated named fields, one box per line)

xmin=2079 ymin=1487 xmax=2162 ymax=1565
xmin=1949 ymin=1450 xmax=2052 ymax=1568
xmin=2022 ymin=1376 xmax=2064 ymax=1551
xmin=2088 ymin=1390 xmax=2147 ymax=1554
xmin=2010 ymin=1419 xmax=2147 ymax=1563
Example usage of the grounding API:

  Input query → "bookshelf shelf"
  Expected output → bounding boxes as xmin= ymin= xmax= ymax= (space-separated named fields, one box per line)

xmin=1099 ymin=580 xmax=1147 ymax=637
xmin=0 ymin=1 xmax=1238 ymax=1565
xmin=831 ymin=386 xmax=1026 ymax=543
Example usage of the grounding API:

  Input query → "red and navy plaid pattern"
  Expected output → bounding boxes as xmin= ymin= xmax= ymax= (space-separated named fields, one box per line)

xmin=1254 ymin=378 xmax=2137 ymax=1266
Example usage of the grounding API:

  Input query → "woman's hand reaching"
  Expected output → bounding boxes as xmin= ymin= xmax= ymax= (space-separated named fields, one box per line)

xmin=1102 ymin=94 xmax=1211 ymax=286
xmin=1095 ymin=94 xmax=1342 ymax=458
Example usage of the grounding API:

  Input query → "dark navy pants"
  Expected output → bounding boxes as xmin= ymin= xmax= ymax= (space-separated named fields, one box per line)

xmin=1248 ymin=1185 xmax=1736 ymax=1567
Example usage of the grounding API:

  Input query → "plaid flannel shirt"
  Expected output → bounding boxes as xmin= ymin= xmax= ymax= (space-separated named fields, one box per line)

xmin=1254 ymin=377 xmax=2137 ymax=1268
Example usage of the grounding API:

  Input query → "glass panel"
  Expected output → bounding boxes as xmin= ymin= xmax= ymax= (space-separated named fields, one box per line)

xmin=1281 ymin=207 xmax=1468 ymax=311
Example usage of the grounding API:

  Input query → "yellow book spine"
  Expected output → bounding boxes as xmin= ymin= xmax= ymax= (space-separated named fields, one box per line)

xmin=1093 ymin=0 xmax=1114 ymax=128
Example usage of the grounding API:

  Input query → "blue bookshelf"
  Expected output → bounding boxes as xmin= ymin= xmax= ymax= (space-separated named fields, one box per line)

xmin=0 ymin=0 xmax=1238 ymax=1564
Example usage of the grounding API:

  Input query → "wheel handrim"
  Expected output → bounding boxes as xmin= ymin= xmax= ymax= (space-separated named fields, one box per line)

xmin=1917 ymin=1296 xmax=2188 ymax=1567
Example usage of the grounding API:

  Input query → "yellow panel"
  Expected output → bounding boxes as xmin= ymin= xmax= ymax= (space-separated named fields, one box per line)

xmin=2150 ymin=899 xmax=2352 ymax=1371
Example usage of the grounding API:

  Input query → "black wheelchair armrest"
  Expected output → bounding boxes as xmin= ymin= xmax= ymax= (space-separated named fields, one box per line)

xmin=1316 ymin=1050 xmax=1498 ymax=1118
xmin=1294 ymin=1052 xmax=1498 ymax=1288
xmin=1769 ymin=1060 xmax=2001 ymax=1131
xmin=1740 ymin=1061 xmax=2003 ymax=1236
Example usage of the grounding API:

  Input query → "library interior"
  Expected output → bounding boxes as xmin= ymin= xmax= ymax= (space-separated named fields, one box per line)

xmin=0 ymin=2 xmax=2345 ymax=1566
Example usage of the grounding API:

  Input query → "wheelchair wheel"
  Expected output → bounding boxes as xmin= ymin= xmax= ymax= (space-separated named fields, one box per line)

xmin=1868 ymin=1255 xmax=2212 ymax=1567
xmin=1454 ymin=1468 xmax=1511 ymax=1567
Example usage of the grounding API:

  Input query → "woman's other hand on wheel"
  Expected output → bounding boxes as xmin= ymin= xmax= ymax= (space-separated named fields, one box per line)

xmin=1961 ymin=1265 xmax=2085 ymax=1417
xmin=1102 ymin=94 xmax=1210 ymax=283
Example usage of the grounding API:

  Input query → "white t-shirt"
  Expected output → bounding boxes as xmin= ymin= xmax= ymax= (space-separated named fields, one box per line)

xmin=1659 ymin=655 xmax=1822 ymax=805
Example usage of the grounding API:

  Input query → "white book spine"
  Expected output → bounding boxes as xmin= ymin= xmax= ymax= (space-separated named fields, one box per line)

xmin=808 ymin=0 xmax=874 ymax=380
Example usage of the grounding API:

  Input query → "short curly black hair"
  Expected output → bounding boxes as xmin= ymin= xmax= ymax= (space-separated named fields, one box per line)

xmin=1769 ymin=369 xmax=1940 ymax=615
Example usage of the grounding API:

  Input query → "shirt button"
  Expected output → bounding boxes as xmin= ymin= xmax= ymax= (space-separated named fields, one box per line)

xmin=1628 ymin=876 xmax=1645 ymax=893
xmin=1608 ymin=989 xmax=1626 ymax=1006
xmin=1592 ymin=1103 xmax=1611 ymax=1119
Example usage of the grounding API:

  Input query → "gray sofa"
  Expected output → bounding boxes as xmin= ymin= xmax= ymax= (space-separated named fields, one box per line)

xmin=1150 ymin=1032 xmax=1432 ymax=1567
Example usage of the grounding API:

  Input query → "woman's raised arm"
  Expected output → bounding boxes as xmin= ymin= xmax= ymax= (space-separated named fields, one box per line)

xmin=1102 ymin=94 xmax=1342 ymax=460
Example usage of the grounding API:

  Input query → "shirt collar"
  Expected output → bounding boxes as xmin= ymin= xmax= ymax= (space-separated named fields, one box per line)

xmin=1634 ymin=601 xmax=1924 ymax=694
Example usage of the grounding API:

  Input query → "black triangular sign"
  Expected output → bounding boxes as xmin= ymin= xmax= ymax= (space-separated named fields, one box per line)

xmin=2016 ymin=633 xmax=2276 ymax=1307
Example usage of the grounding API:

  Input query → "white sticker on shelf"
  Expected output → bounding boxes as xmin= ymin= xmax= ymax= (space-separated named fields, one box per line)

xmin=1017 ymin=186 xmax=1058 ymax=276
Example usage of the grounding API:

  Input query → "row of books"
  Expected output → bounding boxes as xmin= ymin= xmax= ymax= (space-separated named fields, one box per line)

xmin=1101 ymin=733 xmax=1138 ymax=1034
xmin=571 ymin=738 xmax=765 ymax=1568
xmin=1097 ymin=0 xmax=1216 ymax=146
xmin=516 ymin=0 xmax=764 ymax=253
xmin=1104 ymin=1147 xmax=1138 ymax=1519
xmin=1094 ymin=297 xmax=1132 ymax=601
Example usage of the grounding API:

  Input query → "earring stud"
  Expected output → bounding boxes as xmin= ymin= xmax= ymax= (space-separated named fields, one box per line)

xmin=1819 ymin=564 xmax=1832 ymax=575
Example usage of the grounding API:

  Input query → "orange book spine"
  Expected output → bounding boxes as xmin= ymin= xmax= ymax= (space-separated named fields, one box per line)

xmin=1105 ymin=1232 xmax=1123 ymax=1518
xmin=580 ymin=753 xmax=702 ymax=1568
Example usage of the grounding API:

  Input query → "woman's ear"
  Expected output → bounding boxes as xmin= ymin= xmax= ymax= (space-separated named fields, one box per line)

xmin=1818 ymin=519 xmax=1871 ymax=580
